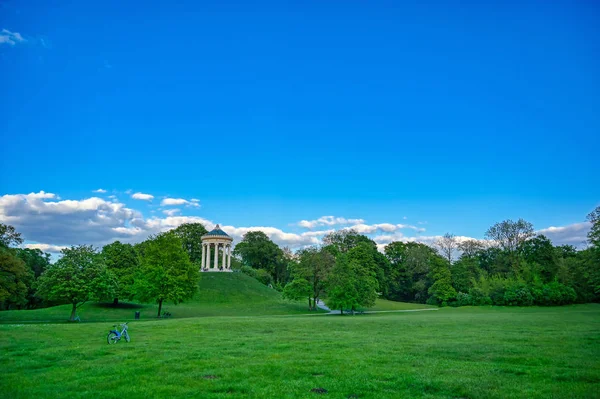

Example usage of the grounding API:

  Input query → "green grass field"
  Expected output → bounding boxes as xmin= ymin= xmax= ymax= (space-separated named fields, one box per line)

xmin=1 ymin=274 xmax=598 ymax=398
xmin=1 ymin=304 xmax=599 ymax=398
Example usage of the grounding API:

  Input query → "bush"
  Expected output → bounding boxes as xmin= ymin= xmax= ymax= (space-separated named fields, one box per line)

xmin=255 ymin=269 xmax=273 ymax=286
xmin=468 ymin=288 xmax=492 ymax=306
xmin=503 ymin=284 xmax=534 ymax=306
xmin=240 ymin=266 xmax=257 ymax=279
xmin=425 ymin=296 xmax=439 ymax=306
xmin=455 ymin=292 xmax=472 ymax=307
xmin=536 ymin=281 xmax=577 ymax=306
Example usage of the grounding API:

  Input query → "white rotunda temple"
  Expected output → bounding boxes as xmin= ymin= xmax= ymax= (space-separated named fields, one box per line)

xmin=200 ymin=224 xmax=233 ymax=272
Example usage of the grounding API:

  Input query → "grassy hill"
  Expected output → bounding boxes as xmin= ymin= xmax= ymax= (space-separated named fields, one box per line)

xmin=0 ymin=273 xmax=315 ymax=323
xmin=0 ymin=273 xmax=435 ymax=323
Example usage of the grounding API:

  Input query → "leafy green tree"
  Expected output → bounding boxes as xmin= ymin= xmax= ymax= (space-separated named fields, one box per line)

xmin=0 ymin=223 xmax=23 ymax=248
xmin=451 ymin=256 xmax=478 ymax=293
xmin=485 ymin=219 xmax=534 ymax=270
xmin=36 ymin=245 xmax=116 ymax=321
xmin=587 ymin=206 xmax=600 ymax=247
xmin=428 ymin=257 xmax=456 ymax=305
xmin=101 ymin=241 xmax=139 ymax=304
xmin=134 ymin=233 xmax=199 ymax=317
xmin=282 ymin=278 xmax=312 ymax=310
xmin=323 ymin=229 xmax=376 ymax=253
xmin=519 ymin=235 xmax=558 ymax=282
xmin=327 ymin=245 xmax=378 ymax=314
xmin=171 ymin=223 xmax=208 ymax=264
xmin=15 ymin=248 xmax=51 ymax=279
xmin=0 ymin=247 xmax=33 ymax=310
xmin=234 ymin=231 xmax=286 ymax=284
xmin=291 ymin=246 xmax=335 ymax=310
xmin=14 ymin=248 xmax=51 ymax=309
xmin=384 ymin=241 xmax=440 ymax=303
xmin=326 ymin=256 xmax=358 ymax=314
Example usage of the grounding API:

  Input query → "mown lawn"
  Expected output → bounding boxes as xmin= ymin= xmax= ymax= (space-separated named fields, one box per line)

xmin=1 ymin=305 xmax=598 ymax=399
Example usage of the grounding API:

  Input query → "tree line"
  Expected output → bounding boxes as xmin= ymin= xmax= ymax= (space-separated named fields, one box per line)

xmin=1 ymin=206 xmax=599 ymax=318
xmin=0 ymin=223 xmax=206 ymax=320
xmin=235 ymin=208 xmax=599 ymax=312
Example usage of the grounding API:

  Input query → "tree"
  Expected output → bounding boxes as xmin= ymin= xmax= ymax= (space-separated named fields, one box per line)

xmin=519 ymin=235 xmax=558 ymax=282
xmin=435 ymin=233 xmax=458 ymax=265
xmin=428 ymin=257 xmax=457 ymax=305
xmin=485 ymin=219 xmax=534 ymax=269
xmin=36 ymin=245 xmax=116 ymax=321
xmin=14 ymin=248 xmax=51 ymax=309
xmin=234 ymin=231 xmax=286 ymax=284
xmin=291 ymin=246 xmax=335 ymax=310
xmin=134 ymin=233 xmax=199 ymax=317
xmin=0 ymin=247 xmax=33 ymax=310
xmin=101 ymin=241 xmax=139 ymax=305
xmin=458 ymin=239 xmax=485 ymax=259
xmin=282 ymin=278 xmax=312 ymax=310
xmin=171 ymin=223 xmax=208 ymax=264
xmin=0 ymin=223 xmax=23 ymax=248
xmin=588 ymin=206 xmax=600 ymax=247
xmin=15 ymin=248 xmax=51 ymax=279
xmin=323 ymin=229 xmax=376 ymax=253
xmin=327 ymin=245 xmax=378 ymax=314
xmin=383 ymin=241 xmax=440 ymax=303
xmin=451 ymin=256 xmax=478 ymax=293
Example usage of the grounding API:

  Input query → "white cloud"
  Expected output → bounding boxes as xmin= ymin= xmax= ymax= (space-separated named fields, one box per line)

xmin=221 ymin=226 xmax=323 ymax=248
xmin=93 ymin=189 xmax=107 ymax=193
xmin=537 ymin=222 xmax=591 ymax=247
xmin=162 ymin=209 xmax=181 ymax=216
xmin=0 ymin=192 xmax=141 ymax=246
xmin=0 ymin=29 xmax=26 ymax=46
xmin=132 ymin=192 xmax=154 ymax=201
xmin=161 ymin=198 xmax=200 ymax=207
xmin=298 ymin=216 xmax=365 ymax=229
xmin=0 ymin=191 xmax=592 ymax=256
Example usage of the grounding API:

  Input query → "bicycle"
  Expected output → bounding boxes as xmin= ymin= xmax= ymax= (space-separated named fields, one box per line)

xmin=107 ymin=323 xmax=130 ymax=344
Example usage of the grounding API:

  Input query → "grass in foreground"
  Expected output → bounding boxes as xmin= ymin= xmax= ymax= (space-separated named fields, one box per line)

xmin=1 ymin=305 xmax=598 ymax=398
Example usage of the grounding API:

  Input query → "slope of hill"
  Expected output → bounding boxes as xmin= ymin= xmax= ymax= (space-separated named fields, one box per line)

xmin=0 ymin=272 xmax=313 ymax=323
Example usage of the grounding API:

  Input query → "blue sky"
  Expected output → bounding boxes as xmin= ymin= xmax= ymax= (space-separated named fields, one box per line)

xmin=1 ymin=1 xmax=598 ymax=253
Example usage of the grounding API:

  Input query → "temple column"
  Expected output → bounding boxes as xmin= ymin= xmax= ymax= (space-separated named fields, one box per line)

xmin=227 ymin=245 xmax=231 ymax=270
xmin=201 ymin=244 xmax=205 ymax=269
xmin=214 ymin=242 xmax=219 ymax=270
xmin=205 ymin=243 xmax=211 ymax=270
xmin=222 ymin=243 xmax=226 ymax=271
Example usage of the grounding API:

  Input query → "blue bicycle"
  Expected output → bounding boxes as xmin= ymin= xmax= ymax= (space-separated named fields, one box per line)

xmin=107 ymin=323 xmax=130 ymax=344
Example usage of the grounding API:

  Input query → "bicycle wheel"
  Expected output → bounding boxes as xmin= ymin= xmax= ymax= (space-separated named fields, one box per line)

xmin=123 ymin=331 xmax=130 ymax=343
xmin=107 ymin=332 xmax=119 ymax=344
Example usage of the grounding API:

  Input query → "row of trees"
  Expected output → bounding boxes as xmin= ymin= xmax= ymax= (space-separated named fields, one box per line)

xmin=232 ymin=208 xmax=600 ymax=312
xmin=1 ymin=206 xmax=598 ymax=317
xmin=0 ymin=223 xmax=205 ymax=319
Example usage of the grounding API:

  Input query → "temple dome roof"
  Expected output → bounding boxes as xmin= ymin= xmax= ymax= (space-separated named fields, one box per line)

xmin=203 ymin=224 xmax=231 ymax=238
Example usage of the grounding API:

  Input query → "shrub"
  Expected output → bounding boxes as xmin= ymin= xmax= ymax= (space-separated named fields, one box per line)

xmin=455 ymin=292 xmax=472 ymax=306
xmin=468 ymin=288 xmax=492 ymax=306
xmin=537 ymin=281 xmax=577 ymax=306
xmin=240 ymin=266 xmax=257 ymax=279
xmin=255 ymin=269 xmax=273 ymax=286
xmin=503 ymin=284 xmax=534 ymax=306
